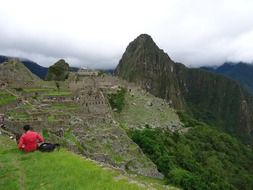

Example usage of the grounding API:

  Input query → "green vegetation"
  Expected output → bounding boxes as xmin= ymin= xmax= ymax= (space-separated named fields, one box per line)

xmin=18 ymin=104 xmax=33 ymax=109
xmin=115 ymin=33 xmax=253 ymax=145
xmin=201 ymin=63 xmax=253 ymax=95
xmin=0 ymin=91 xmax=16 ymax=106
xmin=177 ymin=111 xmax=206 ymax=128
xmin=128 ymin=125 xmax=253 ymax=190
xmin=55 ymin=82 xmax=60 ymax=91
xmin=14 ymin=88 xmax=23 ymax=92
xmin=22 ymin=88 xmax=72 ymax=99
xmin=42 ymin=128 xmax=49 ymax=138
xmin=108 ymin=88 xmax=126 ymax=112
xmin=6 ymin=110 xmax=29 ymax=121
xmin=114 ymin=89 xmax=180 ymax=128
xmin=112 ymin=153 xmax=124 ymax=163
xmin=23 ymin=88 xmax=52 ymax=93
xmin=45 ymin=59 xmax=70 ymax=81
xmin=43 ymin=91 xmax=72 ymax=97
xmin=63 ymin=130 xmax=85 ymax=152
xmin=0 ymin=135 xmax=147 ymax=190
xmin=51 ymin=103 xmax=79 ymax=111
xmin=47 ymin=115 xmax=56 ymax=122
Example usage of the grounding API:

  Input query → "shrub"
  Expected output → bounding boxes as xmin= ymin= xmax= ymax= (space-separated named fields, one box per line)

xmin=108 ymin=87 xmax=126 ymax=112
xmin=128 ymin=126 xmax=253 ymax=190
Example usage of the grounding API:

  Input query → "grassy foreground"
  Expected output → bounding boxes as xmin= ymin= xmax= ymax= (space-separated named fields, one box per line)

xmin=0 ymin=135 xmax=165 ymax=190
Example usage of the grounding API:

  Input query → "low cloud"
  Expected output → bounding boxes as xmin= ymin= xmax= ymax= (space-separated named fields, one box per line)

xmin=0 ymin=0 xmax=252 ymax=68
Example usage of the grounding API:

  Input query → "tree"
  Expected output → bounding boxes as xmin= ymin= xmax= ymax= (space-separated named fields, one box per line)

xmin=55 ymin=82 xmax=60 ymax=92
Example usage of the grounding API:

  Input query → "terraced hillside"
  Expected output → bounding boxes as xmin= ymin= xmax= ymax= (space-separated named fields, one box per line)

xmin=1 ymin=87 xmax=161 ymax=178
xmin=113 ymin=87 xmax=182 ymax=130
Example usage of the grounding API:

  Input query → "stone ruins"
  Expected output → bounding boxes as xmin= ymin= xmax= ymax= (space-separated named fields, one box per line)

xmin=77 ymin=67 xmax=99 ymax=77
xmin=69 ymin=68 xmax=127 ymax=116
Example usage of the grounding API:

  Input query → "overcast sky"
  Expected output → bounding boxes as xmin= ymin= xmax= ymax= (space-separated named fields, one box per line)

xmin=0 ymin=0 xmax=253 ymax=68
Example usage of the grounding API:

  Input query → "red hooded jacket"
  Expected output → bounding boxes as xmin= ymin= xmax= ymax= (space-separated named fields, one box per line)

xmin=18 ymin=131 xmax=44 ymax=152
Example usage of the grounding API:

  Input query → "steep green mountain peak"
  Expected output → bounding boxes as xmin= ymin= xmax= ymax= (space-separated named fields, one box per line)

xmin=116 ymin=34 xmax=184 ymax=109
xmin=46 ymin=59 xmax=70 ymax=81
xmin=116 ymin=34 xmax=253 ymax=145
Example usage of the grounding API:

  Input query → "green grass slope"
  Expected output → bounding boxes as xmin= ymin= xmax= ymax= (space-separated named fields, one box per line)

xmin=0 ymin=90 xmax=16 ymax=106
xmin=0 ymin=135 xmax=178 ymax=190
xmin=113 ymin=87 xmax=181 ymax=129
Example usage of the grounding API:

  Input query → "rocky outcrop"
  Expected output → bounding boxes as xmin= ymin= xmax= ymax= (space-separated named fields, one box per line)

xmin=116 ymin=34 xmax=253 ymax=145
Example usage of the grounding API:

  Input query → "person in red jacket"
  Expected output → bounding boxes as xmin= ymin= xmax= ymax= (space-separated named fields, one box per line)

xmin=18 ymin=125 xmax=44 ymax=152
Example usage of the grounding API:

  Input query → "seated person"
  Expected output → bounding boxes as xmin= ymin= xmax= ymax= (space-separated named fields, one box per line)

xmin=18 ymin=125 xmax=44 ymax=152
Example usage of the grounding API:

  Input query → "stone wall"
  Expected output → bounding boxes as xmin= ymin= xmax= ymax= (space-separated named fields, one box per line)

xmin=77 ymin=69 xmax=99 ymax=77
xmin=0 ymin=101 xmax=18 ymax=113
xmin=79 ymin=89 xmax=110 ymax=115
xmin=69 ymin=75 xmax=122 ymax=92
xmin=4 ymin=120 xmax=69 ymax=136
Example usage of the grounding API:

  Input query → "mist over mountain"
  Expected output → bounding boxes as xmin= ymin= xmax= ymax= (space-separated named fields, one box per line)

xmin=201 ymin=62 xmax=253 ymax=95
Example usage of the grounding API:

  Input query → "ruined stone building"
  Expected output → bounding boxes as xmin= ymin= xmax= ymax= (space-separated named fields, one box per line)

xmin=69 ymin=70 xmax=135 ymax=117
xmin=69 ymin=74 xmax=110 ymax=116
xmin=77 ymin=67 xmax=99 ymax=77
xmin=69 ymin=77 xmax=96 ymax=93
xmin=69 ymin=73 xmax=124 ymax=92
xmin=79 ymin=89 xmax=109 ymax=115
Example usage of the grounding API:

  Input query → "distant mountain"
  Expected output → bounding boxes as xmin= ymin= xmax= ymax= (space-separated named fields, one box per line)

xmin=0 ymin=59 xmax=40 ymax=86
xmin=69 ymin=67 xmax=79 ymax=72
xmin=45 ymin=59 xmax=70 ymax=81
xmin=201 ymin=62 xmax=253 ymax=94
xmin=115 ymin=34 xmax=253 ymax=145
xmin=0 ymin=55 xmax=8 ymax=63
xmin=101 ymin=69 xmax=114 ymax=75
xmin=0 ymin=55 xmax=48 ymax=79
xmin=22 ymin=60 xmax=48 ymax=80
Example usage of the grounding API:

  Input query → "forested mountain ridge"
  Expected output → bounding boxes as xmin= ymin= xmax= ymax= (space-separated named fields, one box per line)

xmin=201 ymin=62 xmax=253 ymax=95
xmin=116 ymin=34 xmax=253 ymax=145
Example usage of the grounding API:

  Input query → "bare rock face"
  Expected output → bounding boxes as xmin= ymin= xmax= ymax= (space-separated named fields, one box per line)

xmin=116 ymin=34 xmax=253 ymax=145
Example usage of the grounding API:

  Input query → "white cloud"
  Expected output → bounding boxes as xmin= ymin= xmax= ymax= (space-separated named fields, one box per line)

xmin=0 ymin=0 xmax=252 ymax=68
